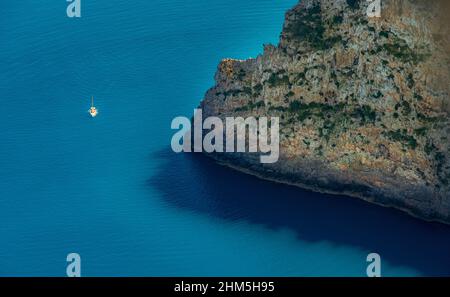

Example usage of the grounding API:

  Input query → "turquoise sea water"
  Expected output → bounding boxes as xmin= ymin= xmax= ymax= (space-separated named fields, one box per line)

xmin=1 ymin=0 xmax=450 ymax=276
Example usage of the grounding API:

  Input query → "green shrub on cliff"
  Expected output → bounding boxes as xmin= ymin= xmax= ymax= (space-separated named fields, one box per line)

xmin=346 ymin=0 xmax=361 ymax=9
xmin=287 ymin=101 xmax=346 ymax=123
xmin=381 ymin=35 xmax=428 ymax=64
xmin=234 ymin=100 xmax=265 ymax=112
xmin=267 ymin=72 xmax=290 ymax=87
xmin=331 ymin=15 xmax=343 ymax=25
xmin=353 ymin=105 xmax=377 ymax=124
xmin=383 ymin=129 xmax=418 ymax=149
xmin=285 ymin=3 xmax=341 ymax=51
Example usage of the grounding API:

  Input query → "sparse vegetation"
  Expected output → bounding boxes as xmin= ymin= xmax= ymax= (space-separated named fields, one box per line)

xmin=407 ymin=73 xmax=415 ymax=89
xmin=414 ymin=93 xmax=423 ymax=101
xmin=237 ymin=69 xmax=246 ymax=80
xmin=417 ymin=113 xmax=446 ymax=124
xmin=353 ymin=105 xmax=377 ymax=124
xmin=288 ymin=101 xmax=346 ymax=121
xmin=234 ymin=100 xmax=265 ymax=112
xmin=346 ymin=0 xmax=360 ymax=9
xmin=267 ymin=72 xmax=290 ymax=87
xmin=253 ymin=83 xmax=263 ymax=97
xmin=414 ymin=127 xmax=427 ymax=136
xmin=373 ymin=91 xmax=383 ymax=99
xmin=379 ymin=30 xmax=390 ymax=38
xmin=383 ymin=129 xmax=418 ymax=149
xmin=401 ymin=100 xmax=412 ymax=116
xmin=380 ymin=35 xmax=428 ymax=64
xmin=285 ymin=3 xmax=342 ymax=50
xmin=331 ymin=15 xmax=344 ymax=25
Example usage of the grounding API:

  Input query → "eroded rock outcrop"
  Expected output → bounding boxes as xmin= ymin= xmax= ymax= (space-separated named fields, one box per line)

xmin=199 ymin=0 xmax=450 ymax=223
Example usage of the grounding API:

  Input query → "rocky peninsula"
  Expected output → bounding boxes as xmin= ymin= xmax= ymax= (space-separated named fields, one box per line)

xmin=199 ymin=0 xmax=450 ymax=223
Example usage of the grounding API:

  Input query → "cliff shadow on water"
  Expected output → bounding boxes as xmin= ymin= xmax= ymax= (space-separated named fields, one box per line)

xmin=148 ymin=149 xmax=450 ymax=276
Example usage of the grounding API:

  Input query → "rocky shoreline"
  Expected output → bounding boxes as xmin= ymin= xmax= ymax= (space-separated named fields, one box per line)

xmin=199 ymin=0 xmax=450 ymax=223
xmin=205 ymin=152 xmax=447 ymax=224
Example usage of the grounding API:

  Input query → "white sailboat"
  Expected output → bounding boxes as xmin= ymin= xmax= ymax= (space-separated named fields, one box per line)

xmin=89 ymin=96 xmax=98 ymax=117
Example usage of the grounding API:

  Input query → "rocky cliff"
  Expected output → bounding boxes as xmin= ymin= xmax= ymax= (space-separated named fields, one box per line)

xmin=199 ymin=0 xmax=450 ymax=223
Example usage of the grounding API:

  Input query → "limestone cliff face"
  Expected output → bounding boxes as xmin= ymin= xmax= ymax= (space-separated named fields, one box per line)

xmin=199 ymin=0 xmax=450 ymax=223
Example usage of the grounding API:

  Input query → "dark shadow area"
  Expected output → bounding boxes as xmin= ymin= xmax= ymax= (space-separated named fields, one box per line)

xmin=148 ymin=149 xmax=450 ymax=276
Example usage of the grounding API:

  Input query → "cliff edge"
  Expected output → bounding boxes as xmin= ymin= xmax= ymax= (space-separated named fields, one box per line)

xmin=199 ymin=0 xmax=450 ymax=223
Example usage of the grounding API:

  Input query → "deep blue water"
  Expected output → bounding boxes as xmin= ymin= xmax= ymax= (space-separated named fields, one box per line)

xmin=1 ymin=0 xmax=450 ymax=276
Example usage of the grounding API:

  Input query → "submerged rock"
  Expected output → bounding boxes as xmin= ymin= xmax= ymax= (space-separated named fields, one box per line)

xmin=199 ymin=0 xmax=450 ymax=223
